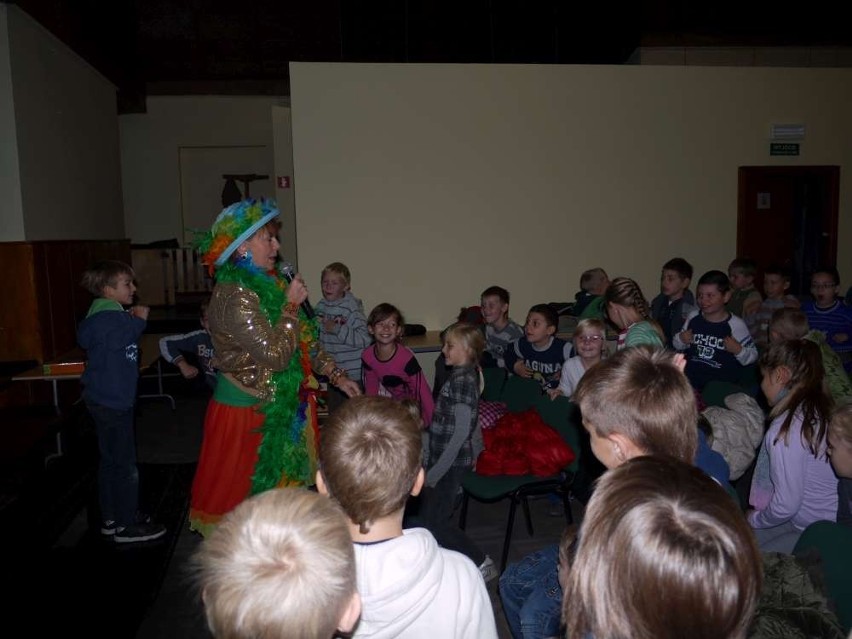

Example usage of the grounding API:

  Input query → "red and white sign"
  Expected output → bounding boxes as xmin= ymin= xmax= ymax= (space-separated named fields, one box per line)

xmin=277 ymin=176 xmax=291 ymax=189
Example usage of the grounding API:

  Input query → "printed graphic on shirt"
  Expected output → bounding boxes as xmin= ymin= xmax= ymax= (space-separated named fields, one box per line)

xmin=692 ymin=332 xmax=729 ymax=368
xmin=125 ymin=344 xmax=138 ymax=363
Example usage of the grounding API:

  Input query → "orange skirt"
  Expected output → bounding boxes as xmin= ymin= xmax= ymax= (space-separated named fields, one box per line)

xmin=189 ymin=400 xmax=266 ymax=536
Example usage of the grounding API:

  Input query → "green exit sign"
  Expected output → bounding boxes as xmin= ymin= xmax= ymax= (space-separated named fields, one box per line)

xmin=770 ymin=142 xmax=800 ymax=156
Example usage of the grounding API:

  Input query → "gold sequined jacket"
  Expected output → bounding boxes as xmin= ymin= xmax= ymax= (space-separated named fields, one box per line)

xmin=207 ymin=282 xmax=335 ymax=402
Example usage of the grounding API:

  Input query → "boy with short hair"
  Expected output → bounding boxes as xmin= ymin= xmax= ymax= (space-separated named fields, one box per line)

xmin=193 ymin=487 xmax=361 ymax=639
xmin=500 ymin=345 xmax=730 ymax=638
xmin=650 ymin=257 xmax=696 ymax=347
xmin=504 ymin=304 xmax=572 ymax=391
xmin=78 ymin=260 xmax=166 ymax=543
xmin=748 ymin=264 xmax=800 ymax=351
xmin=315 ymin=262 xmax=371 ymax=411
xmin=318 ymin=396 xmax=498 ymax=639
xmin=673 ymin=270 xmax=758 ymax=390
xmin=479 ymin=285 xmax=524 ymax=370
xmin=573 ymin=268 xmax=610 ymax=319
xmin=158 ymin=298 xmax=216 ymax=390
xmin=803 ymin=266 xmax=852 ymax=372
xmin=727 ymin=257 xmax=763 ymax=318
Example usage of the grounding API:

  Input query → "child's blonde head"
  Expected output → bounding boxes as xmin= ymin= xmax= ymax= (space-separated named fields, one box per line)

xmin=830 ymin=403 xmax=852 ymax=444
xmin=768 ymin=307 xmax=808 ymax=341
xmin=443 ymin=322 xmax=485 ymax=365
xmin=828 ymin=404 xmax=852 ymax=479
xmin=574 ymin=345 xmax=698 ymax=462
xmin=573 ymin=318 xmax=607 ymax=341
xmin=319 ymin=396 xmax=422 ymax=534
xmin=564 ymin=455 xmax=762 ymax=639
xmin=194 ymin=488 xmax=357 ymax=639
xmin=322 ymin=262 xmax=351 ymax=286
xmin=604 ymin=277 xmax=651 ymax=318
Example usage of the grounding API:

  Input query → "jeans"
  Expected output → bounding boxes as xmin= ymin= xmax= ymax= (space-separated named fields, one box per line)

xmin=499 ymin=544 xmax=563 ymax=639
xmin=87 ymin=401 xmax=139 ymax=527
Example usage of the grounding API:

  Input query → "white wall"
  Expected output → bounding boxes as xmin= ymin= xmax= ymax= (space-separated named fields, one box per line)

xmin=0 ymin=6 xmax=27 ymax=241
xmin=272 ymin=105 xmax=298 ymax=266
xmin=120 ymin=96 xmax=285 ymax=244
xmin=7 ymin=4 xmax=123 ymax=240
xmin=289 ymin=63 xmax=852 ymax=329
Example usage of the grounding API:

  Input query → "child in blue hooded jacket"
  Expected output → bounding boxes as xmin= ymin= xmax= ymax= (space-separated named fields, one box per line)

xmin=78 ymin=260 xmax=166 ymax=544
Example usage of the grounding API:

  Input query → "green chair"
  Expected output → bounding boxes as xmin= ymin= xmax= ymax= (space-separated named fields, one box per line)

xmin=481 ymin=367 xmax=507 ymax=401
xmin=499 ymin=375 xmax=543 ymax=412
xmin=458 ymin=392 xmax=580 ymax=573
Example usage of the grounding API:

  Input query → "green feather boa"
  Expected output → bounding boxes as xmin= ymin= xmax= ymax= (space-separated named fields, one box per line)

xmin=215 ymin=262 xmax=319 ymax=493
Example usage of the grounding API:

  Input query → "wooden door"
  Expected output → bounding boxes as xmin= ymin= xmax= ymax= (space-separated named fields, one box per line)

xmin=737 ymin=166 xmax=839 ymax=296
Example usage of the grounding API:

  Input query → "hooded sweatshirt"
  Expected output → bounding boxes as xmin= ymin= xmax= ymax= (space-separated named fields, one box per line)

xmin=315 ymin=291 xmax=371 ymax=380
xmin=352 ymin=527 xmax=498 ymax=639
xmin=78 ymin=298 xmax=147 ymax=409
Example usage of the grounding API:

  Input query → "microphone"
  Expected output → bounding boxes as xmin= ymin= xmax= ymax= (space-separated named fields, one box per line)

xmin=279 ymin=261 xmax=315 ymax=319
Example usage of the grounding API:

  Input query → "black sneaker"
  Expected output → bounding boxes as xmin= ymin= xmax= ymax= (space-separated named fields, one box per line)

xmin=114 ymin=522 xmax=167 ymax=544
xmin=101 ymin=512 xmax=152 ymax=537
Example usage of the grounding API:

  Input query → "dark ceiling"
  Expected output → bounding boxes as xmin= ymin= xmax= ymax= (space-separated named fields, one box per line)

xmin=8 ymin=0 xmax=852 ymax=114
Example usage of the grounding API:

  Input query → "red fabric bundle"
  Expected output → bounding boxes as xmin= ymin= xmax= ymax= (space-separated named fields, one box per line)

xmin=476 ymin=409 xmax=576 ymax=477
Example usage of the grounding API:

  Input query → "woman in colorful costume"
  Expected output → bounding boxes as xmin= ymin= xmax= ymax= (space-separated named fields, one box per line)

xmin=189 ymin=199 xmax=361 ymax=536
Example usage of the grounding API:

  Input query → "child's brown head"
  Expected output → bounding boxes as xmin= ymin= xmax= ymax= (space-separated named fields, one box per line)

xmin=762 ymin=265 xmax=791 ymax=301
xmin=80 ymin=260 xmax=136 ymax=305
xmin=574 ymin=345 xmax=697 ymax=469
xmin=660 ymin=257 xmax=693 ymax=301
xmin=318 ymin=396 xmax=423 ymax=535
xmin=524 ymin=304 xmax=558 ymax=347
xmin=480 ymin=285 xmax=511 ymax=327
xmin=564 ymin=455 xmax=762 ymax=639
xmin=696 ymin=271 xmax=732 ymax=319
xmin=810 ymin=266 xmax=841 ymax=307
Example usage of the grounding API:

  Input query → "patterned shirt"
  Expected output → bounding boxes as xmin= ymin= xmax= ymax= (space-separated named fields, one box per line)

xmin=362 ymin=344 xmax=434 ymax=427
xmin=484 ymin=320 xmax=524 ymax=369
xmin=674 ymin=311 xmax=758 ymax=390
xmin=428 ymin=365 xmax=481 ymax=476
xmin=803 ymin=300 xmax=852 ymax=371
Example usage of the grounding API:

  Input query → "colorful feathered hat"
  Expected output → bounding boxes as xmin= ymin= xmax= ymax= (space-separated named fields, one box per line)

xmin=196 ymin=198 xmax=279 ymax=274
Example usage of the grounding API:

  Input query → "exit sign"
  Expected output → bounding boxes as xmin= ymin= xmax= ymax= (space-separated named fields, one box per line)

xmin=770 ymin=142 xmax=799 ymax=156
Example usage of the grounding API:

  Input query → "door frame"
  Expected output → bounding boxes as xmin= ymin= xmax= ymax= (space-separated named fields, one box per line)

xmin=737 ymin=165 xmax=840 ymax=269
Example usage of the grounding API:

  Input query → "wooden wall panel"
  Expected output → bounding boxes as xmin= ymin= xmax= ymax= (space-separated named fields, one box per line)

xmin=0 ymin=240 xmax=131 ymax=364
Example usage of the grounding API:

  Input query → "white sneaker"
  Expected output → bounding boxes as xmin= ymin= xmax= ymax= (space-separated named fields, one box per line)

xmin=478 ymin=555 xmax=499 ymax=582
